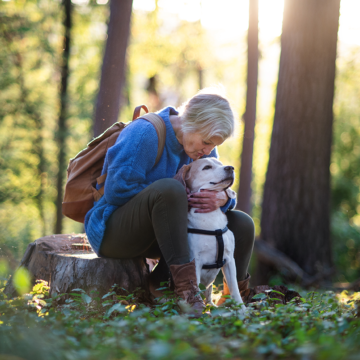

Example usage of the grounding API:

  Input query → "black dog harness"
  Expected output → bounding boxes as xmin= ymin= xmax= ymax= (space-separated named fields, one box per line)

xmin=187 ymin=226 xmax=228 ymax=269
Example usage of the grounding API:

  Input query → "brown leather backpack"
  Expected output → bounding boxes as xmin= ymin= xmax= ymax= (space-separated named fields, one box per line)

xmin=62 ymin=105 xmax=167 ymax=223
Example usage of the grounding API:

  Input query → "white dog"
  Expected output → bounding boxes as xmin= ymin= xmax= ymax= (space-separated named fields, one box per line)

xmin=175 ymin=158 xmax=246 ymax=311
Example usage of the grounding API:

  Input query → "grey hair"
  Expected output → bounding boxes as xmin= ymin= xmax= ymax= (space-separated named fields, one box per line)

xmin=177 ymin=86 xmax=235 ymax=141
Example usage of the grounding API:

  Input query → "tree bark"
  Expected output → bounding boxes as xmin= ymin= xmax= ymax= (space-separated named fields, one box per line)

xmin=237 ymin=0 xmax=258 ymax=215
xmin=259 ymin=0 xmax=340 ymax=281
xmin=4 ymin=234 xmax=150 ymax=300
xmin=93 ymin=0 xmax=133 ymax=137
xmin=55 ymin=0 xmax=72 ymax=235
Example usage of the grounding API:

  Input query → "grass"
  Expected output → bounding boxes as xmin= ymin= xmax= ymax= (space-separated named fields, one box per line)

xmin=0 ymin=281 xmax=359 ymax=360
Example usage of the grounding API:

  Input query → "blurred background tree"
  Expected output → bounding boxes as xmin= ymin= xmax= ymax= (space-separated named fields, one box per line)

xmin=331 ymin=48 xmax=360 ymax=283
xmin=236 ymin=0 xmax=258 ymax=215
xmin=0 ymin=0 xmax=60 ymax=266
xmin=55 ymin=0 xmax=73 ymax=234
xmin=94 ymin=0 xmax=133 ymax=136
xmin=0 ymin=0 xmax=108 ymax=265
xmin=258 ymin=0 xmax=340 ymax=282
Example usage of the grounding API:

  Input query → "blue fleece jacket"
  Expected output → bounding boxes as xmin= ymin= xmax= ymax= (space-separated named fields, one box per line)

xmin=84 ymin=106 xmax=236 ymax=255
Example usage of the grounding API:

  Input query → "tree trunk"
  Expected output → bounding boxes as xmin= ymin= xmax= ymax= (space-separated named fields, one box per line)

xmin=146 ymin=75 xmax=161 ymax=110
xmin=93 ymin=0 xmax=133 ymax=137
xmin=4 ymin=234 xmax=150 ymax=301
xmin=236 ymin=0 xmax=258 ymax=215
xmin=55 ymin=0 xmax=72 ymax=235
xmin=197 ymin=64 xmax=204 ymax=90
xmin=259 ymin=0 xmax=340 ymax=282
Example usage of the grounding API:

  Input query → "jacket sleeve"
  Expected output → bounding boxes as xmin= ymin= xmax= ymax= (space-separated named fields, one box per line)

xmin=103 ymin=120 xmax=159 ymax=207
xmin=220 ymin=197 xmax=236 ymax=213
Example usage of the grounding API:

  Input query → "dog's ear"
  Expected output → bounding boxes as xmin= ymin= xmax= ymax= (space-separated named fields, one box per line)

xmin=225 ymin=188 xmax=237 ymax=199
xmin=174 ymin=164 xmax=191 ymax=191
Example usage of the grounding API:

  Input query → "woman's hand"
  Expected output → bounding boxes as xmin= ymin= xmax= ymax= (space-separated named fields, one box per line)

xmin=187 ymin=189 xmax=228 ymax=213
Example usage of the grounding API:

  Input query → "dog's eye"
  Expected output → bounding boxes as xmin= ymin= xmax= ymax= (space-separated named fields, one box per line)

xmin=202 ymin=165 xmax=212 ymax=170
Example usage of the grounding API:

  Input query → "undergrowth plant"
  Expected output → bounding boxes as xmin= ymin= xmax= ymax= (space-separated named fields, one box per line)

xmin=0 ymin=281 xmax=359 ymax=360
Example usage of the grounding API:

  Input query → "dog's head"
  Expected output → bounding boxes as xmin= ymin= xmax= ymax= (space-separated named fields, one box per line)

xmin=174 ymin=158 xmax=236 ymax=198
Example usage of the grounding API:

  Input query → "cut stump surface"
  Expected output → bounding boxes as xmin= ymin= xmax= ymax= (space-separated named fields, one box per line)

xmin=4 ymin=234 xmax=150 ymax=300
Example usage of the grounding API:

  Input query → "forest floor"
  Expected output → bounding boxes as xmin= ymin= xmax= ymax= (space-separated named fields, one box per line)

xmin=0 ymin=281 xmax=359 ymax=360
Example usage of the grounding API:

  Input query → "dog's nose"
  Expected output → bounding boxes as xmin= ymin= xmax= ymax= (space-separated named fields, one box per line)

xmin=224 ymin=166 xmax=234 ymax=172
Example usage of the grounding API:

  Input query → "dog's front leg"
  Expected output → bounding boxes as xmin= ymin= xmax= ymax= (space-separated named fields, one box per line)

xmin=204 ymin=284 xmax=217 ymax=307
xmin=194 ymin=258 xmax=202 ymax=286
xmin=222 ymin=260 xmax=246 ymax=312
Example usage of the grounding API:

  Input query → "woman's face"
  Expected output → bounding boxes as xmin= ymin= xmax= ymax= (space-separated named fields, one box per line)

xmin=182 ymin=133 xmax=224 ymax=160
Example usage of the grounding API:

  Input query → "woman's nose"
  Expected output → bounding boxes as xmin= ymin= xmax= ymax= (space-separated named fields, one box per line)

xmin=203 ymin=145 xmax=214 ymax=155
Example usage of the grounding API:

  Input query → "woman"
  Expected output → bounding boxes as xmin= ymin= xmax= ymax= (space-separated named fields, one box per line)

xmin=85 ymin=88 xmax=255 ymax=316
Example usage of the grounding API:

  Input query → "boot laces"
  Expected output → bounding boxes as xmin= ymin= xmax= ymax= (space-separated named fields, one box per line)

xmin=186 ymin=280 xmax=204 ymax=306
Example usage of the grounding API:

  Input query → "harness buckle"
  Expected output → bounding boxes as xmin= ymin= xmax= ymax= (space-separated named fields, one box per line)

xmin=215 ymin=229 xmax=222 ymax=236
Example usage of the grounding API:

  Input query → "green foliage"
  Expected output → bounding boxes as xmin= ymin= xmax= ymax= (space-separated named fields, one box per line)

xmin=331 ymin=48 xmax=360 ymax=282
xmin=12 ymin=266 xmax=31 ymax=295
xmin=0 ymin=282 xmax=359 ymax=359
xmin=331 ymin=211 xmax=360 ymax=282
xmin=0 ymin=0 xmax=107 ymax=265
xmin=0 ymin=0 xmax=60 ymax=255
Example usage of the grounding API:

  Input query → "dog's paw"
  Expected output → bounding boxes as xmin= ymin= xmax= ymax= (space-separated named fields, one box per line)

xmin=238 ymin=305 xmax=250 ymax=315
xmin=207 ymin=301 xmax=217 ymax=308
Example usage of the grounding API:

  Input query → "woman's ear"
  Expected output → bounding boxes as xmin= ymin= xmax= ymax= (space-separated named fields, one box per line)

xmin=225 ymin=188 xmax=237 ymax=199
xmin=174 ymin=164 xmax=191 ymax=191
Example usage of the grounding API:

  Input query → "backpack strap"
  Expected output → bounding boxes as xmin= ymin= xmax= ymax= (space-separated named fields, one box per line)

xmin=133 ymin=104 xmax=149 ymax=120
xmin=136 ymin=113 xmax=167 ymax=166
xmin=95 ymin=107 xmax=167 ymax=196
xmin=132 ymin=104 xmax=167 ymax=165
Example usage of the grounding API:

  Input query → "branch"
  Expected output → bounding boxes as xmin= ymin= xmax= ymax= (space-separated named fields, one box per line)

xmin=347 ymin=278 xmax=360 ymax=291
xmin=254 ymin=239 xmax=311 ymax=282
xmin=254 ymin=239 xmax=334 ymax=288
xmin=336 ymin=278 xmax=360 ymax=291
xmin=302 ymin=267 xmax=336 ymax=288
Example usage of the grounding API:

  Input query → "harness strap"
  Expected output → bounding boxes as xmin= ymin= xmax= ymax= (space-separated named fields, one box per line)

xmin=187 ymin=226 xmax=228 ymax=269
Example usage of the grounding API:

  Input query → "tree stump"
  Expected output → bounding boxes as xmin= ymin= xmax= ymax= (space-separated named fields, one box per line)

xmin=4 ymin=234 xmax=150 ymax=300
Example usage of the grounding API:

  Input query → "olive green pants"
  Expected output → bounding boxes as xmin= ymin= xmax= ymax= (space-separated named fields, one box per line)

xmin=100 ymin=178 xmax=255 ymax=281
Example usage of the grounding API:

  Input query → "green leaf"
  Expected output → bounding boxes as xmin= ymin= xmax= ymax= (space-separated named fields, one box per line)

xmin=199 ymin=283 xmax=206 ymax=290
xmin=270 ymin=290 xmax=285 ymax=296
xmin=102 ymin=292 xmax=115 ymax=299
xmin=69 ymin=293 xmax=82 ymax=297
xmin=62 ymin=308 xmax=71 ymax=317
xmin=252 ymin=293 xmax=267 ymax=300
xmin=81 ymin=293 xmax=92 ymax=304
xmin=268 ymin=297 xmax=283 ymax=301
xmin=322 ymin=311 xmax=336 ymax=317
xmin=13 ymin=267 xmax=31 ymax=295
xmin=104 ymin=303 xmax=126 ymax=318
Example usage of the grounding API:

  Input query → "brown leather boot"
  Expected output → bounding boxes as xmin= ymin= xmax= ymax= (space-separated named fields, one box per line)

xmin=216 ymin=273 xmax=251 ymax=306
xmin=170 ymin=259 xmax=205 ymax=317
